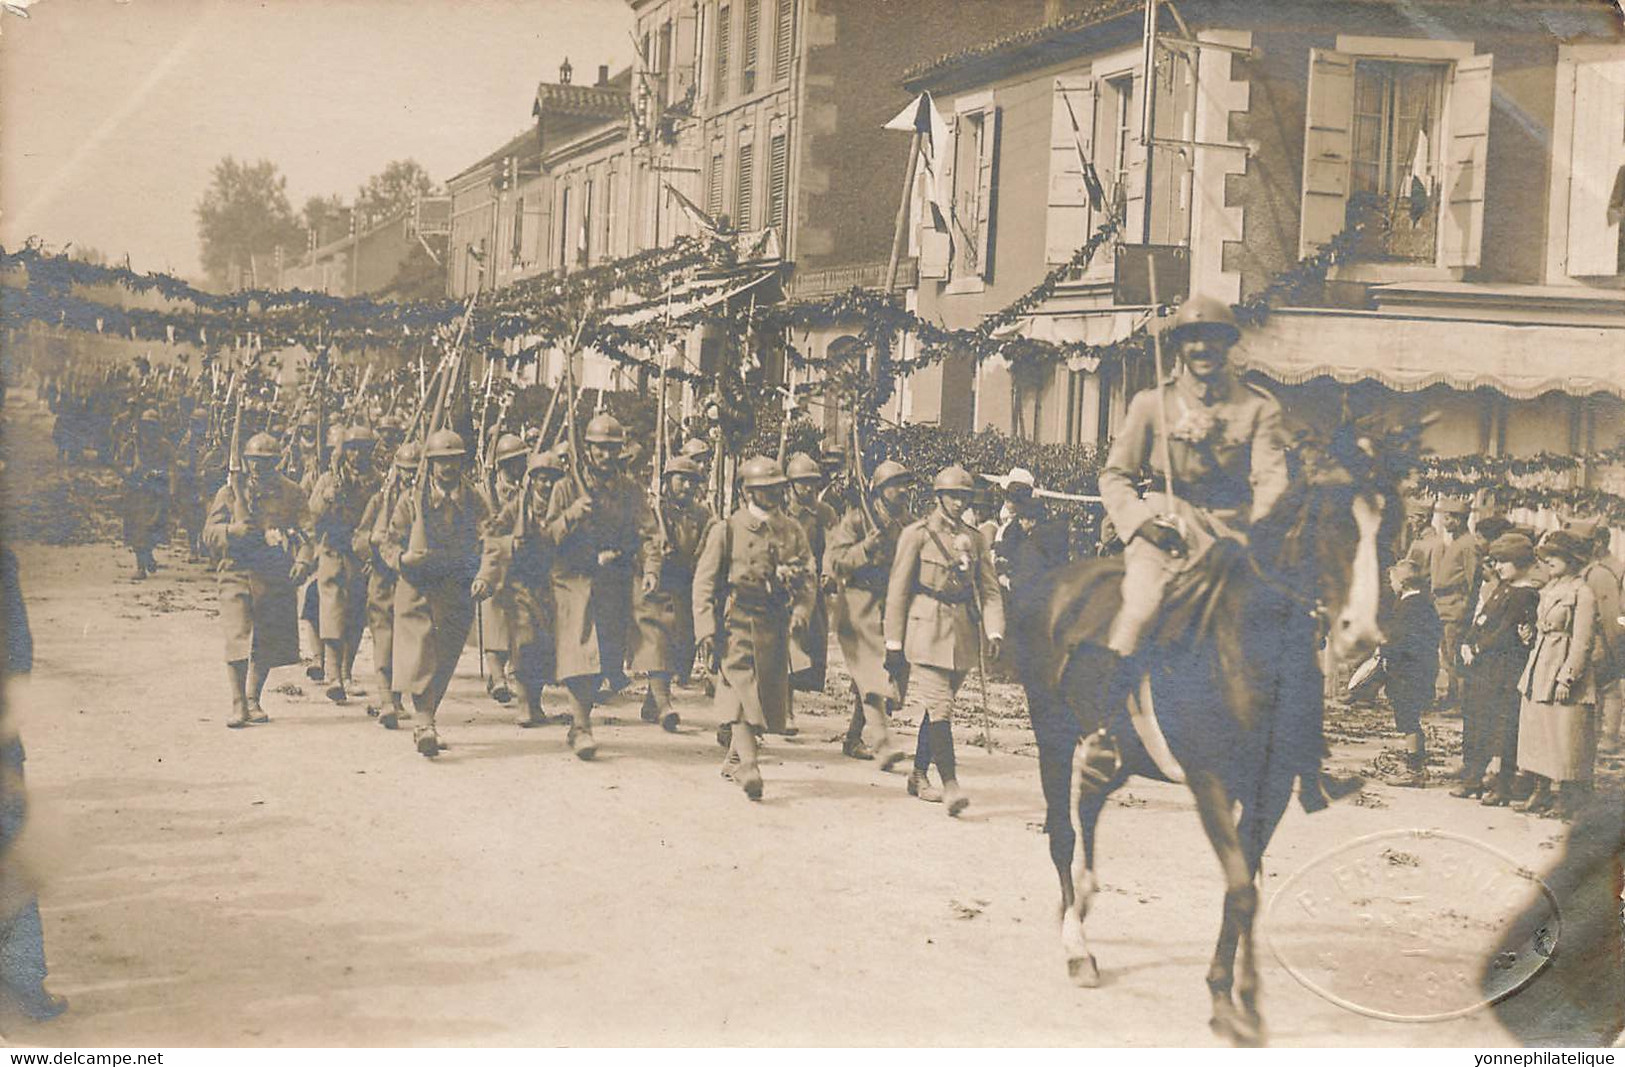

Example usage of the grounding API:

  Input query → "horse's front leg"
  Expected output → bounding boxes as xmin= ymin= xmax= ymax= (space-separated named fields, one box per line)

xmin=1187 ymin=768 xmax=1264 ymax=1047
xmin=1062 ymin=739 xmax=1110 ymax=987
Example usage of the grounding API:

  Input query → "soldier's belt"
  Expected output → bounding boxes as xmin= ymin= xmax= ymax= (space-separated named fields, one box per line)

xmin=913 ymin=582 xmax=973 ymax=606
xmin=727 ymin=585 xmax=789 ymax=610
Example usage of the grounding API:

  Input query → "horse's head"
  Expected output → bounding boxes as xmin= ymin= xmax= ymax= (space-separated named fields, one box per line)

xmin=1251 ymin=421 xmax=1413 ymax=663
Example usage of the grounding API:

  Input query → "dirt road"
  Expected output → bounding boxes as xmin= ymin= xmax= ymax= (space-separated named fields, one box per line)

xmin=0 ymin=395 xmax=1613 ymax=1047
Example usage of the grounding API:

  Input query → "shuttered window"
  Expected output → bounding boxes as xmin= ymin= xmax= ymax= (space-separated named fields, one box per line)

xmin=742 ymin=0 xmax=760 ymax=94
xmin=707 ymin=150 xmax=725 ymax=218
xmin=767 ymin=132 xmax=789 ymax=237
xmin=714 ymin=4 xmax=730 ymax=104
xmin=773 ymin=0 xmax=793 ymax=84
xmin=604 ymin=171 xmax=618 ymax=258
xmin=1046 ymin=75 xmax=1096 ymax=266
xmin=557 ymin=186 xmax=571 ymax=270
xmin=510 ymin=196 xmax=525 ymax=268
xmin=735 ymin=141 xmax=754 ymax=229
xmin=1564 ymin=56 xmax=1625 ymax=276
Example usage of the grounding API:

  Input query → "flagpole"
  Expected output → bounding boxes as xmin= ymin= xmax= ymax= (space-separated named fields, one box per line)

xmin=884 ymin=130 xmax=923 ymax=294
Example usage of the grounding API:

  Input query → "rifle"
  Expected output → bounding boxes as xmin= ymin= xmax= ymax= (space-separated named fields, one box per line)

xmin=560 ymin=307 xmax=593 ymax=500
xmin=474 ymin=358 xmax=497 ymax=476
xmin=225 ymin=370 xmax=248 ymax=527
xmin=408 ymin=293 xmax=479 ymax=555
xmin=851 ymin=413 xmax=879 ymax=535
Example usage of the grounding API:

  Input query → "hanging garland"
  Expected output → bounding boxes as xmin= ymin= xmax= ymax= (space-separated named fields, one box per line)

xmin=1411 ymin=442 xmax=1625 ymax=525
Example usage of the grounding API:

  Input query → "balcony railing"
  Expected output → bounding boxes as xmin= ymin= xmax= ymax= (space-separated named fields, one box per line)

xmin=786 ymin=259 xmax=918 ymax=299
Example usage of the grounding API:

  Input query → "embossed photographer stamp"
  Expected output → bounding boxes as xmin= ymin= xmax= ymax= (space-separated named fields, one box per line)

xmin=1266 ymin=829 xmax=1562 ymax=1023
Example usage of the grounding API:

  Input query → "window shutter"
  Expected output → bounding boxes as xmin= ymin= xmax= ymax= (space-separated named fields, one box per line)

xmin=1441 ymin=53 xmax=1493 ymax=268
xmin=768 ymin=131 xmax=789 ymax=236
xmin=736 ymin=141 xmax=754 ymax=229
xmin=715 ymin=5 xmax=730 ymax=104
xmin=1047 ymin=75 xmax=1095 ymax=264
xmin=1299 ymin=48 xmax=1356 ymax=258
xmin=975 ymin=106 xmax=1000 ymax=279
xmin=774 ymin=0 xmax=793 ymax=84
xmin=1564 ymin=57 xmax=1625 ymax=277
xmin=1122 ymin=75 xmax=1148 ymax=240
xmin=742 ymin=0 xmax=759 ymax=93
xmin=707 ymin=150 xmax=725 ymax=218
xmin=919 ymin=117 xmax=954 ymax=279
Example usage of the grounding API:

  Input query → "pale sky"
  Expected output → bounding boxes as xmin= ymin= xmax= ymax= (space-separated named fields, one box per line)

xmin=0 ymin=0 xmax=633 ymax=279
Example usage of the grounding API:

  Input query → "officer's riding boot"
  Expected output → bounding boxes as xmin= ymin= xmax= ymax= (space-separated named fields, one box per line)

xmin=322 ymin=640 xmax=346 ymax=703
xmin=842 ymin=688 xmax=872 ymax=759
xmin=225 ymin=660 xmax=251 ymax=729
xmin=733 ymin=719 xmax=763 ymax=800
xmin=566 ymin=678 xmax=598 ymax=760
xmin=649 ymin=674 xmax=679 ymax=732
xmin=1079 ymin=654 xmax=1136 ymax=788
xmin=928 ymin=720 xmax=968 ymax=817
xmin=245 ymin=661 xmax=270 ymax=723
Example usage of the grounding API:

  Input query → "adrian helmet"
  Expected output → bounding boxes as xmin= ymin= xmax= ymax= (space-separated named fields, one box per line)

xmin=1167 ymin=293 xmax=1241 ymax=346
xmin=583 ymin=414 xmax=626 ymax=444
xmin=931 ymin=465 xmax=975 ymax=493
xmin=870 ymin=460 xmax=912 ymax=490
xmin=493 ymin=433 xmax=528 ymax=465
xmin=242 ymin=432 xmax=281 ymax=459
xmin=739 ymin=456 xmax=788 ymax=489
xmin=393 ymin=442 xmax=421 ymax=469
xmin=785 ymin=452 xmax=822 ymax=482
xmin=423 ymin=428 xmax=466 ymax=460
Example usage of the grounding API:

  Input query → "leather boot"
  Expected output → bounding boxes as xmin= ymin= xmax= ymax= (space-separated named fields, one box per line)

xmin=907 ymin=768 xmax=942 ymax=803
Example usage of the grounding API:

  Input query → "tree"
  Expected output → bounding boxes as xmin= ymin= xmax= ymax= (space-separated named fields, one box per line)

xmin=300 ymin=194 xmax=350 ymax=249
xmin=354 ymin=159 xmax=434 ymax=228
xmin=195 ymin=157 xmax=304 ymax=288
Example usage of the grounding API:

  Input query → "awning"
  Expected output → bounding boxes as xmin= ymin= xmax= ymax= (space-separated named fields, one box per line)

xmin=1231 ymin=307 xmax=1625 ymax=400
xmin=605 ymin=271 xmax=776 ymax=328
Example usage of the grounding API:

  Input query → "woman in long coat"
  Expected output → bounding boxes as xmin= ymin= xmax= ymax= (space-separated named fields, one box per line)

xmin=1456 ymin=532 xmax=1541 ymax=804
xmin=1516 ymin=530 xmax=1599 ymax=819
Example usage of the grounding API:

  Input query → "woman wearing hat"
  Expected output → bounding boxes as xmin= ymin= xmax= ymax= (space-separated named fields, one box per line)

xmin=1515 ymin=530 xmax=1600 ymax=818
xmin=1456 ymin=533 xmax=1541 ymax=803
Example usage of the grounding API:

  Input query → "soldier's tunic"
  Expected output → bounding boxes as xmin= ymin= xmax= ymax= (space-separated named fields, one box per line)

xmin=826 ymin=501 xmax=906 ymax=709
xmin=308 ymin=467 xmax=377 ymax=649
xmin=203 ymin=475 xmax=311 ymax=667
xmin=173 ymin=427 xmax=208 ymax=549
xmin=1097 ymin=368 xmax=1289 ymax=656
xmin=543 ymin=470 xmax=645 ymax=683
xmin=884 ymin=509 xmax=1004 ymax=724
xmin=475 ymin=497 xmax=558 ymax=689
xmin=383 ymin=479 xmax=490 ymax=698
xmin=119 ymin=436 xmax=176 ymax=554
xmin=692 ymin=505 xmax=815 ymax=733
xmin=628 ymin=499 xmax=712 ymax=680
xmin=353 ymin=484 xmax=401 ymax=688
xmin=787 ymin=497 xmax=839 ymax=691
xmin=479 ymin=470 xmax=525 ymax=658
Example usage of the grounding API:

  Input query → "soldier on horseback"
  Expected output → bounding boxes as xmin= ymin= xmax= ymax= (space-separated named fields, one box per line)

xmin=1095 ymin=295 xmax=1290 ymax=771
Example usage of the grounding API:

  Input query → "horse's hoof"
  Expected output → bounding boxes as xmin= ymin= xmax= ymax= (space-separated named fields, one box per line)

xmin=1067 ymin=954 xmax=1100 ymax=988
xmin=1210 ymin=1003 xmax=1264 ymax=1047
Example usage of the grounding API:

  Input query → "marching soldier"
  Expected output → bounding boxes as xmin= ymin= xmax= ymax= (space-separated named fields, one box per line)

xmin=175 ymin=411 xmax=210 ymax=563
xmin=692 ymin=456 xmax=815 ymax=801
xmin=382 ymin=429 xmax=490 ymax=757
xmin=478 ymin=433 xmax=530 ymax=703
xmin=308 ymin=425 xmax=380 ymax=704
xmin=204 ymin=432 xmax=314 ymax=729
xmin=472 ymin=449 xmax=566 ymax=729
xmin=543 ymin=414 xmax=645 ymax=759
xmin=785 ymin=453 xmax=839 ymax=717
xmin=825 ymin=460 xmax=917 ymax=777
xmin=629 ymin=455 xmax=712 ymax=733
xmin=118 ymin=409 xmax=176 ymax=580
xmin=355 ymin=441 xmax=418 ymax=727
xmin=884 ymin=465 xmax=1004 ymax=816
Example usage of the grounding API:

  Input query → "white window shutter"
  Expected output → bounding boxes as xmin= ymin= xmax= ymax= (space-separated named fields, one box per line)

xmin=1299 ymin=48 xmax=1356 ymax=258
xmin=925 ymin=113 xmax=958 ymax=278
xmin=1441 ymin=52 xmax=1493 ymax=268
xmin=975 ymin=106 xmax=1000 ymax=279
xmin=1048 ymin=76 xmax=1095 ymax=264
xmin=1123 ymin=74 xmax=1147 ymax=239
xmin=1565 ymin=57 xmax=1625 ymax=277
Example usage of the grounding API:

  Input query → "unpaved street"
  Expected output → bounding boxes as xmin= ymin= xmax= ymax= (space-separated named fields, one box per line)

xmin=0 ymin=395 xmax=1613 ymax=1047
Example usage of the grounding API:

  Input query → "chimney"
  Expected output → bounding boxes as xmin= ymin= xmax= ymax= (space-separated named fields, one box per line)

xmin=597 ymin=64 xmax=610 ymax=87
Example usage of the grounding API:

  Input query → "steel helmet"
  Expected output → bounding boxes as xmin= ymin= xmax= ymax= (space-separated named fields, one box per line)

xmin=242 ymin=432 xmax=281 ymax=459
xmin=423 ymin=428 xmax=466 ymax=459
xmin=343 ymin=424 xmax=376 ymax=449
xmin=527 ymin=450 xmax=565 ymax=477
xmin=680 ymin=437 xmax=711 ymax=460
xmin=139 ymin=408 xmax=161 ymax=424
xmin=393 ymin=442 xmax=421 ymax=469
xmin=1167 ymin=293 xmax=1241 ymax=345
xmin=871 ymin=460 xmax=912 ymax=489
xmin=583 ymin=413 xmax=625 ymax=444
xmin=493 ymin=433 xmax=528 ymax=465
xmin=376 ymin=414 xmax=403 ymax=431
xmin=663 ymin=455 xmax=703 ymax=478
xmin=298 ymin=411 xmax=320 ymax=429
xmin=786 ymin=452 xmax=822 ymax=482
xmin=932 ymin=464 xmax=975 ymax=493
xmin=740 ymin=456 xmax=788 ymax=488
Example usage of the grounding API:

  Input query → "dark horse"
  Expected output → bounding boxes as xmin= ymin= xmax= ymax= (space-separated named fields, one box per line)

xmin=1017 ymin=429 xmax=1404 ymax=1046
